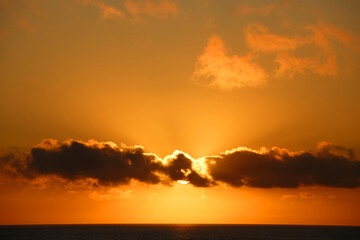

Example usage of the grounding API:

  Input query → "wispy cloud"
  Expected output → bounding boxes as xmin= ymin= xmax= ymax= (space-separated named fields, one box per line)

xmin=89 ymin=188 xmax=133 ymax=201
xmin=281 ymin=192 xmax=315 ymax=200
xmin=274 ymin=52 xmax=337 ymax=78
xmin=275 ymin=22 xmax=359 ymax=77
xmin=76 ymin=0 xmax=125 ymax=19
xmin=193 ymin=21 xmax=359 ymax=90
xmin=0 ymin=0 xmax=41 ymax=35
xmin=244 ymin=23 xmax=308 ymax=53
xmin=191 ymin=35 xmax=267 ymax=90
xmin=76 ymin=0 xmax=178 ymax=20
xmin=125 ymin=0 xmax=178 ymax=19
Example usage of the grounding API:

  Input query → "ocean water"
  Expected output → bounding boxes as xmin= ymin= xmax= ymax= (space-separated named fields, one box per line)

xmin=0 ymin=224 xmax=360 ymax=240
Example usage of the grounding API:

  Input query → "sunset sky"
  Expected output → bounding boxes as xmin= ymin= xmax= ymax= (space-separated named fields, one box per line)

xmin=1 ymin=0 xmax=360 ymax=226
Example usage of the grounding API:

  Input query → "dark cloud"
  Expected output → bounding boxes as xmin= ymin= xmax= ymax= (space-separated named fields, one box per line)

xmin=0 ymin=139 xmax=359 ymax=189
xmin=0 ymin=139 xmax=212 ymax=188
xmin=208 ymin=143 xmax=360 ymax=188
xmin=162 ymin=151 xmax=214 ymax=187
xmin=28 ymin=140 xmax=162 ymax=186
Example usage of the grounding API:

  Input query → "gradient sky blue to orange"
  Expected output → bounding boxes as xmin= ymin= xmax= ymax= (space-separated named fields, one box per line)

xmin=0 ymin=0 xmax=360 ymax=225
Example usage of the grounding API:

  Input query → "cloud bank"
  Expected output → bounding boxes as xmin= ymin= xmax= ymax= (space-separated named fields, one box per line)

xmin=208 ymin=142 xmax=359 ymax=188
xmin=1 ymin=139 xmax=359 ymax=189
xmin=0 ymin=139 xmax=211 ymax=188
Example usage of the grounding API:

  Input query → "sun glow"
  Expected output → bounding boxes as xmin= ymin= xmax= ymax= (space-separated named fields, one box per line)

xmin=177 ymin=180 xmax=190 ymax=185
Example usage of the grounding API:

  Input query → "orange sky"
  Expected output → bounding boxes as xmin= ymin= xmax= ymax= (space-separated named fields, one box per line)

xmin=0 ymin=0 xmax=360 ymax=226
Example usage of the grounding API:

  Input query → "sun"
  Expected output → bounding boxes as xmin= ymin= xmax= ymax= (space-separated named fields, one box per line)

xmin=177 ymin=180 xmax=190 ymax=185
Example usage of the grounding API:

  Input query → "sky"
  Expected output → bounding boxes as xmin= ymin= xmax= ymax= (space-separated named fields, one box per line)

xmin=0 ymin=0 xmax=360 ymax=225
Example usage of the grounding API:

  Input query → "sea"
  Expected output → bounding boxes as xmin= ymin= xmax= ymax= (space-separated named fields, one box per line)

xmin=0 ymin=224 xmax=360 ymax=240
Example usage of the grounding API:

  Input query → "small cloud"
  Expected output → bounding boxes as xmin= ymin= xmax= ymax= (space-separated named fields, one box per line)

xmin=274 ymin=52 xmax=337 ymax=78
xmin=309 ymin=21 xmax=360 ymax=51
xmin=76 ymin=0 xmax=178 ymax=20
xmin=281 ymin=192 xmax=315 ymax=200
xmin=244 ymin=23 xmax=308 ymax=53
xmin=98 ymin=2 xmax=124 ymax=18
xmin=76 ymin=0 xmax=125 ymax=19
xmin=191 ymin=35 xmax=267 ymax=90
xmin=89 ymin=188 xmax=133 ymax=201
xmin=281 ymin=194 xmax=297 ymax=200
xmin=299 ymin=192 xmax=314 ymax=199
